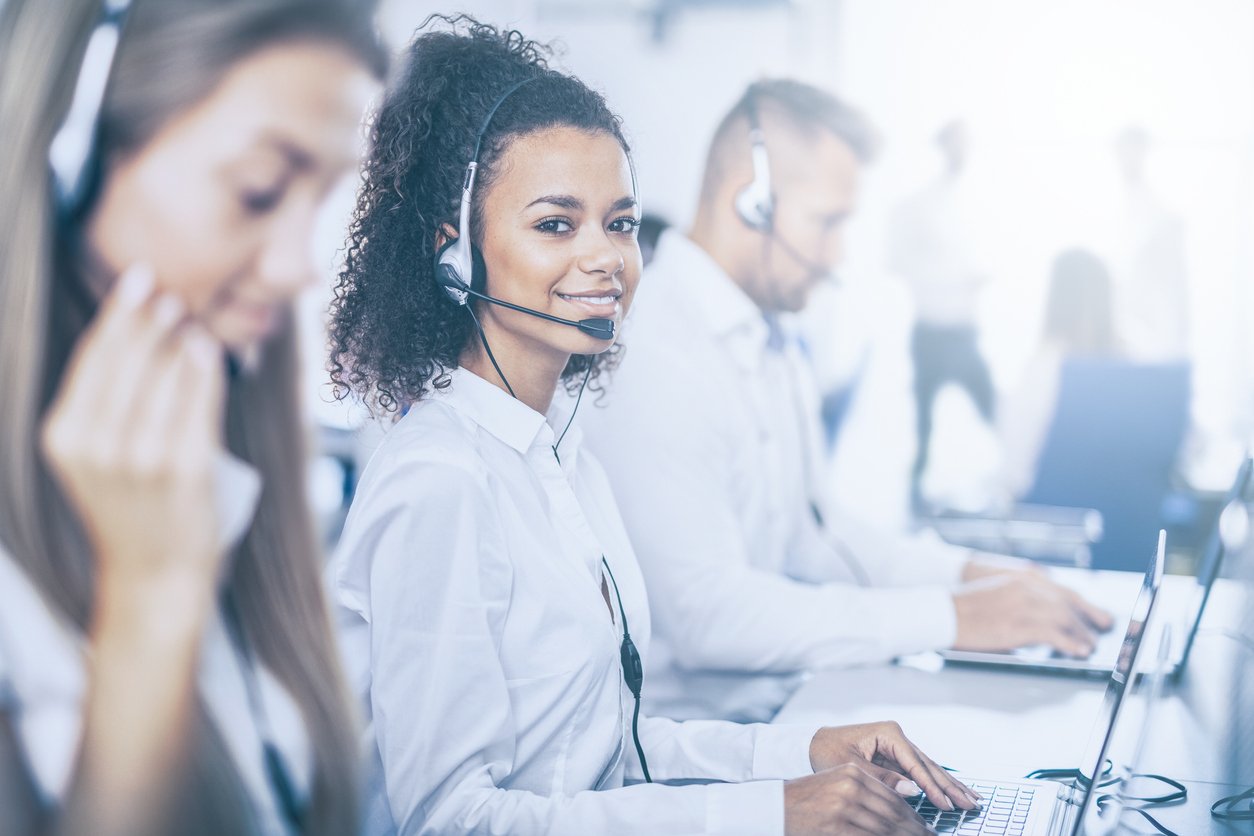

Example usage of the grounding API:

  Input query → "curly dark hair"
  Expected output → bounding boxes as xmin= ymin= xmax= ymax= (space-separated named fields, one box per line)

xmin=329 ymin=14 xmax=633 ymax=414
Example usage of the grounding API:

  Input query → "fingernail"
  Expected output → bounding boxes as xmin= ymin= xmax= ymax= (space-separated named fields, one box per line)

xmin=184 ymin=328 xmax=219 ymax=369
xmin=944 ymin=795 xmax=955 ymax=811
xmin=153 ymin=294 xmax=183 ymax=328
xmin=117 ymin=264 xmax=154 ymax=308
xmin=895 ymin=779 xmax=922 ymax=796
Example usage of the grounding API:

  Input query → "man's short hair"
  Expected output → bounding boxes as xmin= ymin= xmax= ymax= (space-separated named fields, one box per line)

xmin=700 ymin=79 xmax=879 ymax=204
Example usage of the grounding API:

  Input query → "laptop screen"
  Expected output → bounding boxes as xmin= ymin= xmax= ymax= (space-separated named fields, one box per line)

xmin=1177 ymin=457 xmax=1253 ymax=671
xmin=1068 ymin=531 xmax=1165 ymax=833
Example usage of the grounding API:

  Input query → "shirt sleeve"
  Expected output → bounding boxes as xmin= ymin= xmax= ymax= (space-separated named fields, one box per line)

xmin=342 ymin=454 xmax=794 ymax=836
xmin=798 ymin=506 xmax=970 ymax=590
xmin=586 ymin=344 xmax=958 ymax=673
xmin=630 ymin=716 xmax=820 ymax=783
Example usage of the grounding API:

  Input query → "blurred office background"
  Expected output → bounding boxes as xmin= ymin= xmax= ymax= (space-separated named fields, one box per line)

xmin=303 ymin=0 xmax=1254 ymax=568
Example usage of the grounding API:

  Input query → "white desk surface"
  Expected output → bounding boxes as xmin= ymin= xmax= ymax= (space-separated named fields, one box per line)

xmin=772 ymin=576 xmax=1250 ymax=833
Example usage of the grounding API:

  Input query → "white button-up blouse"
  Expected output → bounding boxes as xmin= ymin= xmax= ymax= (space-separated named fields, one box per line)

xmin=0 ymin=456 xmax=312 ymax=836
xmin=328 ymin=367 xmax=820 ymax=836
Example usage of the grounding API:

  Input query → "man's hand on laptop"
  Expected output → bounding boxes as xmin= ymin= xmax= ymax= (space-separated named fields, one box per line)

xmin=951 ymin=570 xmax=1114 ymax=657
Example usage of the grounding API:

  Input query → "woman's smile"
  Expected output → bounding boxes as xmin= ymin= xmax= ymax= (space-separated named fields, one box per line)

xmin=556 ymin=286 xmax=623 ymax=318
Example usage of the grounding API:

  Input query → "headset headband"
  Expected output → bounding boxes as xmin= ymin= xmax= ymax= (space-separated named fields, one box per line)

xmin=49 ymin=0 xmax=134 ymax=220
xmin=736 ymin=88 xmax=775 ymax=232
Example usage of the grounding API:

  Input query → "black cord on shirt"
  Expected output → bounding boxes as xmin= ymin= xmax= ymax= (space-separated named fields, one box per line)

xmin=602 ymin=556 xmax=652 ymax=783
xmin=220 ymin=592 xmax=306 ymax=834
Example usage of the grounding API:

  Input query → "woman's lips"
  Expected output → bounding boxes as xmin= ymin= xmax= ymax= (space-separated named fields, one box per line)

xmin=557 ymin=291 xmax=621 ymax=318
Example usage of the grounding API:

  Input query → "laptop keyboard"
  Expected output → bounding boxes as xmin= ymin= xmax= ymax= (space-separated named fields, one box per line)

xmin=912 ymin=782 xmax=1037 ymax=835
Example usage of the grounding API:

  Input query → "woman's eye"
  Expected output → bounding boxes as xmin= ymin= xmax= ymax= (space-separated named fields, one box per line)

xmin=536 ymin=218 xmax=573 ymax=234
xmin=610 ymin=217 xmax=641 ymax=235
xmin=240 ymin=187 xmax=284 ymax=215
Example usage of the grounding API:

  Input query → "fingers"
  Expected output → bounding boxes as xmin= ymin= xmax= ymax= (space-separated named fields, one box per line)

xmin=862 ymin=763 xmax=914 ymax=794
xmin=873 ymin=724 xmax=979 ymax=812
xmin=1042 ymin=597 xmax=1098 ymax=657
xmin=1064 ymin=586 xmax=1116 ymax=631
xmin=842 ymin=767 xmax=935 ymax=835
xmin=131 ymin=326 xmax=222 ymax=480
xmin=54 ymin=265 xmax=189 ymax=444
xmin=170 ymin=326 xmax=225 ymax=461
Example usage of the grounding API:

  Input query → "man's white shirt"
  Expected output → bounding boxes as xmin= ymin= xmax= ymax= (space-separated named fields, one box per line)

xmin=583 ymin=229 xmax=969 ymax=723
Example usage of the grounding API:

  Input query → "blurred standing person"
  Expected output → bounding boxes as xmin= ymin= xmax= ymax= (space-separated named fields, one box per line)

xmin=1111 ymin=126 xmax=1189 ymax=363
xmin=0 ymin=2 xmax=385 ymax=834
xmin=888 ymin=120 xmax=994 ymax=513
xmin=999 ymin=248 xmax=1118 ymax=497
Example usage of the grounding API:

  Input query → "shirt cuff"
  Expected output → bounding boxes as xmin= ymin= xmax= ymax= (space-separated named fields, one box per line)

xmin=706 ymin=779 xmax=785 ymax=836
xmin=883 ymin=586 xmax=958 ymax=655
xmin=907 ymin=529 xmax=971 ymax=586
xmin=751 ymin=722 xmax=821 ymax=779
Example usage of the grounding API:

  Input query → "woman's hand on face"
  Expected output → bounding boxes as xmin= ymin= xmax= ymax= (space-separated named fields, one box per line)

xmin=784 ymin=763 xmax=936 ymax=835
xmin=41 ymin=264 xmax=226 ymax=601
xmin=808 ymin=721 xmax=979 ymax=814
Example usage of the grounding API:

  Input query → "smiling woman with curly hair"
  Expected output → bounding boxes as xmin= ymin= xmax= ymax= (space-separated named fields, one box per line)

xmin=325 ymin=14 xmax=971 ymax=836
xmin=328 ymin=16 xmax=623 ymax=412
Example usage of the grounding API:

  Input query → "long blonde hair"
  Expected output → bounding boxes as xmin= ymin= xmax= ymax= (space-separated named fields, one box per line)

xmin=0 ymin=1 xmax=385 ymax=832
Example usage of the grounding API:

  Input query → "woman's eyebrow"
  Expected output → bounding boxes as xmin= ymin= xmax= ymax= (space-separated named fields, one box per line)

xmin=525 ymin=194 xmax=583 ymax=211
xmin=610 ymin=196 xmax=638 ymax=212
xmin=253 ymin=132 xmax=317 ymax=172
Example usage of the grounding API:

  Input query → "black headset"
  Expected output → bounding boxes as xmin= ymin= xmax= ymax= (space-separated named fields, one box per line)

xmin=433 ymin=76 xmax=616 ymax=341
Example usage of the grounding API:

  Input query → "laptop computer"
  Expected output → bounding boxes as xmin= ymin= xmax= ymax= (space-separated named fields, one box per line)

xmin=1172 ymin=456 xmax=1252 ymax=679
xmin=908 ymin=533 xmax=1164 ymax=834
xmin=941 ymin=458 xmax=1250 ymax=676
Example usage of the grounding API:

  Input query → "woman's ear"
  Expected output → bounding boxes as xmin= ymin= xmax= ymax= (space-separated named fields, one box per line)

xmin=435 ymin=222 xmax=459 ymax=253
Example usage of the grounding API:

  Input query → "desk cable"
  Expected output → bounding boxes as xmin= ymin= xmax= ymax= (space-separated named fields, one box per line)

xmin=1024 ymin=762 xmax=1185 ymax=836
xmin=1212 ymin=785 xmax=1254 ymax=823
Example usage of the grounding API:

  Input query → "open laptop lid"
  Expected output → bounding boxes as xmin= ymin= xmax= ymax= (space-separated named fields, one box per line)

xmin=1175 ymin=456 xmax=1253 ymax=675
xmin=1067 ymin=531 xmax=1165 ymax=835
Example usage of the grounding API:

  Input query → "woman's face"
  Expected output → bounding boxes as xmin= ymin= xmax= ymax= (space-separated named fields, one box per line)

xmin=87 ymin=41 xmax=378 ymax=354
xmin=475 ymin=126 xmax=642 ymax=361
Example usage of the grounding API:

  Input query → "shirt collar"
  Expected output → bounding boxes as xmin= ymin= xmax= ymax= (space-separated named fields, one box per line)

xmin=435 ymin=367 xmax=554 ymax=456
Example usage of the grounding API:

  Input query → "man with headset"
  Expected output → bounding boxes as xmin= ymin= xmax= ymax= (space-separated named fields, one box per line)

xmin=582 ymin=80 xmax=1114 ymax=724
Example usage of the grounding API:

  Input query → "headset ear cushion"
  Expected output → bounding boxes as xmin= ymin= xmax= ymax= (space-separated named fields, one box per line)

xmin=735 ymin=182 xmax=774 ymax=232
xmin=470 ymin=244 xmax=488 ymax=295
xmin=434 ymin=238 xmax=469 ymax=303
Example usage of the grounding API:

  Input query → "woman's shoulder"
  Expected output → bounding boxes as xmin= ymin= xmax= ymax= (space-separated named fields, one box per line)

xmin=362 ymin=398 xmax=490 ymax=485
xmin=341 ymin=399 xmax=500 ymax=544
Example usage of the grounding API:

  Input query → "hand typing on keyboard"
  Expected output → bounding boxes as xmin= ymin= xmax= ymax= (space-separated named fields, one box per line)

xmin=953 ymin=570 xmax=1114 ymax=658
xmin=808 ymin=721 xmax=981 ymax=813
xmin=915 ymin=782 xmax=1034 ymax=835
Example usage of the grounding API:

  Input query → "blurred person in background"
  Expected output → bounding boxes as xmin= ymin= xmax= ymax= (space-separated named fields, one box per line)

xmin=887 ymin=119 xmax=996 ymax=514
xmin=1110 ymin=125 xmax=1189 ymax=363
xmin=999 ymin=248 xmax=1119 ymax=498
xmin=583 ymin=81 xmax=1113 ymax=725
xmin=0 ymin=1 xmax=384 ymax=834
xmin=637 ymin=213 xmax=672 ymax=267
xmin=326 ymin=18 xmax=974 ymax=835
